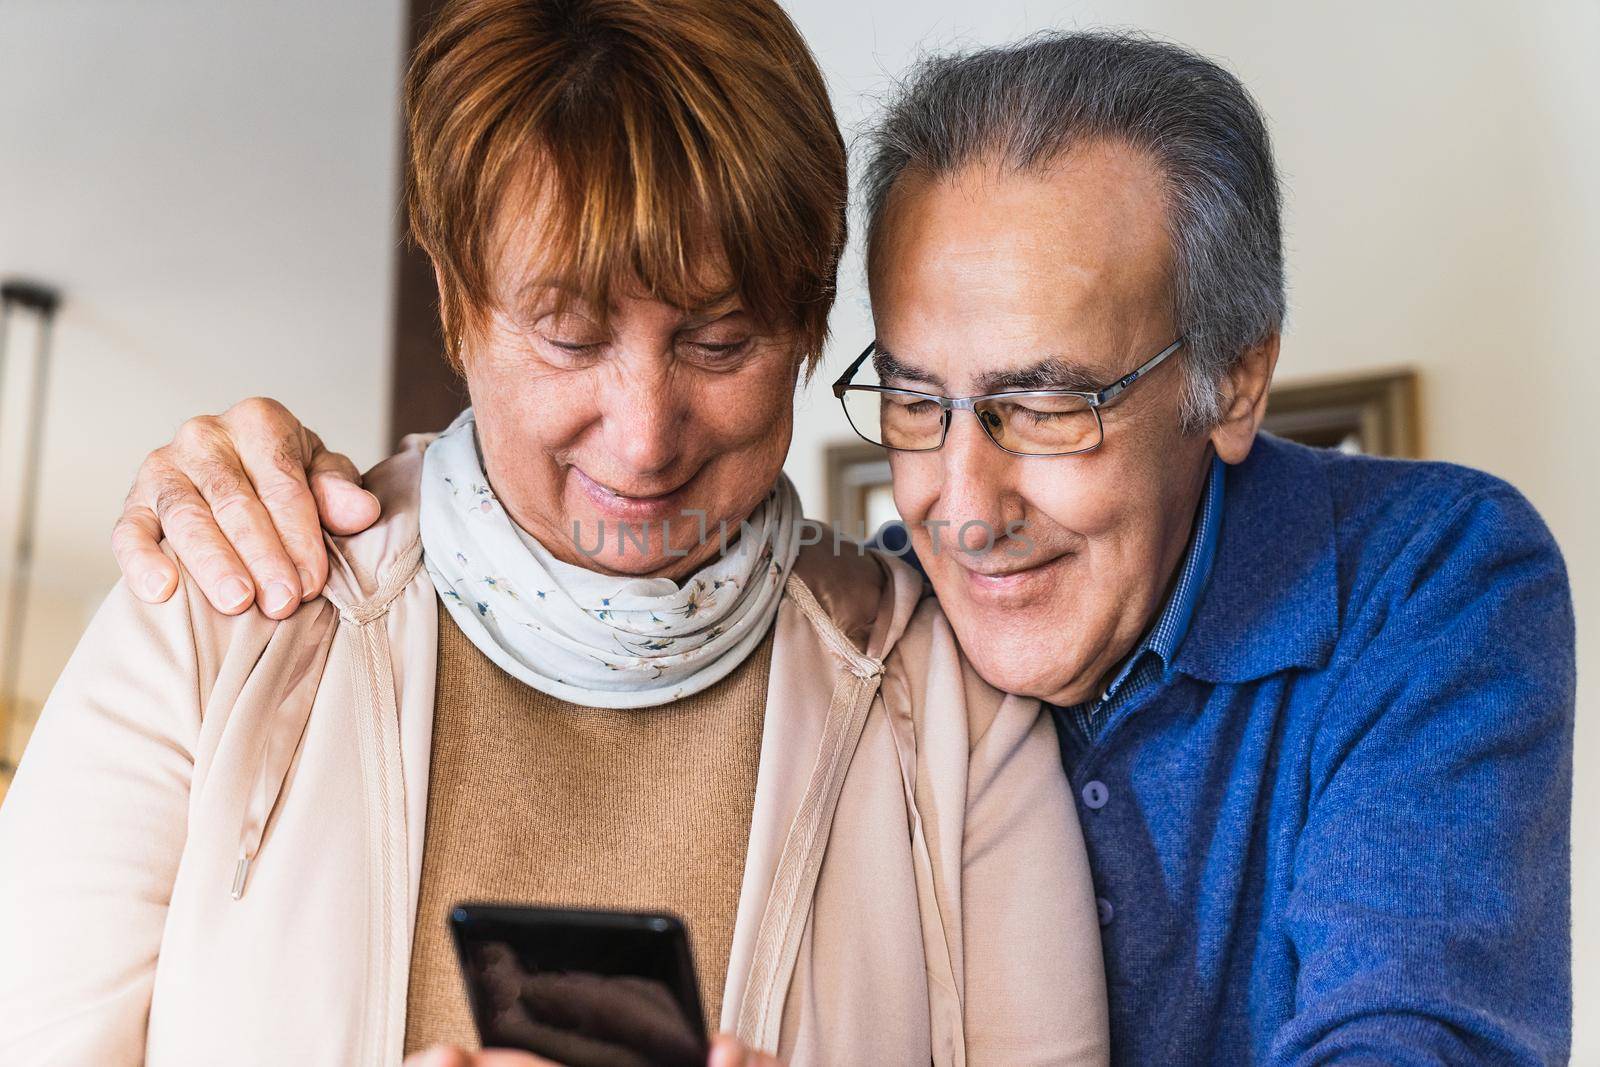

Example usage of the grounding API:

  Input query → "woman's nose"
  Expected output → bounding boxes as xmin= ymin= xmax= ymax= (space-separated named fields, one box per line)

xmin=605 ymin=369 xmax=684 ymax=476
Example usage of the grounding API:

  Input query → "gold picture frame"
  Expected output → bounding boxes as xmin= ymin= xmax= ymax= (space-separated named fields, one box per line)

xmin=1261 ymin=368 xmax=1420 ymax=458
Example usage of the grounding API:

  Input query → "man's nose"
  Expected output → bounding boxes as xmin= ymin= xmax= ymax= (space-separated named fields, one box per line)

xmin=933 ymin=410 xmax=1018 ymax=548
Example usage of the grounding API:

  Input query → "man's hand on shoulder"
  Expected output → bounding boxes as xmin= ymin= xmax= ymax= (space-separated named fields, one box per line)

xmin=111 ymin=396 xmax=380 ymax=619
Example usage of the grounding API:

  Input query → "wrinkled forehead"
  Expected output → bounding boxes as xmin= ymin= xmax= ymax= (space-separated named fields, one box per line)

xmin=867 ymin=142 xmax=1177 ymax=391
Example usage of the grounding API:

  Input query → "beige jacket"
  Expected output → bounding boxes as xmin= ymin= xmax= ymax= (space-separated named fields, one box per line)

xmin=0 ymin=440 xmax=1108 ymax=1066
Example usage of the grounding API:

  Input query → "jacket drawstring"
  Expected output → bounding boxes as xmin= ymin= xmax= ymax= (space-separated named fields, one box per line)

xmin=230 ymin=599 xmax=338 ymax=899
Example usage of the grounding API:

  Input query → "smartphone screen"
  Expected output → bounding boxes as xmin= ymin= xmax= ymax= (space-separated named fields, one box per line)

xmin=449 ymin=903 xmax=709 ymax=1067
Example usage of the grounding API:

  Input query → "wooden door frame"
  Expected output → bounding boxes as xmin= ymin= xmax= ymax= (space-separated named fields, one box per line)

xmin=387 ymin=0 xmax=466 ymax=445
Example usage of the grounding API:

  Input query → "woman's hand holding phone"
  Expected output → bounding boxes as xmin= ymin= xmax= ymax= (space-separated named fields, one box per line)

xmin=704 ymin=1035 xmax=785 ymax=1067
xmin=443 ymin=906 xmax=783 ymax=1067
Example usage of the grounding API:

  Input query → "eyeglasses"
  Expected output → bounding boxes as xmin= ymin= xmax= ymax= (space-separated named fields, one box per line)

xmin=830 ymin=337 xmax=1184 ymax=457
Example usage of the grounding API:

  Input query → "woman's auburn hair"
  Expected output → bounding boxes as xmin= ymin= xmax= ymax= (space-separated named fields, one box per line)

xmin=405 ymin=0 xmax=849 ymax=371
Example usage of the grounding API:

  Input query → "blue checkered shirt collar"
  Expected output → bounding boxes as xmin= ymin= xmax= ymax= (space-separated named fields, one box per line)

xmin=1056 ymin=454 xmax=1226 ymax=741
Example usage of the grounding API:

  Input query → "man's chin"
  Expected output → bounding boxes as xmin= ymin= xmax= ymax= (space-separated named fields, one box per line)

xmin=947 ymin=620 xmax=1073 ymax=700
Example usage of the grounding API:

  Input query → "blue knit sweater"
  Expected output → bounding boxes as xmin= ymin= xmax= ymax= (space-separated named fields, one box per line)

xmin=885 ymin=433 xmax=1575 ymax=1063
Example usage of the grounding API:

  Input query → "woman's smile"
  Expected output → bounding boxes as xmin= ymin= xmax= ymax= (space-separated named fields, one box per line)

xmin=569 ymin=464 xmax=702 ymax=522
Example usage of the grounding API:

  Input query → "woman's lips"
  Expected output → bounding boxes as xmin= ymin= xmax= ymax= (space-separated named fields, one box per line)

xmin=571 ymin=466 xmax=696 ymax=522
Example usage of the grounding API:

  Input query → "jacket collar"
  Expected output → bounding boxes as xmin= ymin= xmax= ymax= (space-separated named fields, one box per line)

xmin=1171 ymin=433 xmax=1340 ymax=685
xmin=320 ymin=434 xmax=429 ymax=620
xmin=321 ymin=433 xmax=926 ymax=659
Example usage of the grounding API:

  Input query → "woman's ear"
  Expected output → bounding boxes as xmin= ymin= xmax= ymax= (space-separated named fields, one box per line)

xmin=1208 ymin=333 xmax=1280 ymax=464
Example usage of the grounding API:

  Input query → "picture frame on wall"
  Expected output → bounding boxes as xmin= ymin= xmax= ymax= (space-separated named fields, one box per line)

xmin=1260 ymin=368 xmax=1419 ymax=458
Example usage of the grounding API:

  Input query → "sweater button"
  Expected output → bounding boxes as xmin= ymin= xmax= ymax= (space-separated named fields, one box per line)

xmin=1097 ymin=897 xmax=1115 ymax=926
xmin=1081 ymin=780 xmax=1109 ymax=810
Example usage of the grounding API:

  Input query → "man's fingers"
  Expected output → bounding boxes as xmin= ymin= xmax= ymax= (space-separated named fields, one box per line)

xmin=185 ymin=448 xmax=306 ymax=619
xmin=111 ymin=503 xmax=178 ymax=603
xmin=147 ymin=468 xmax=258 ymax=615
xmin=225 ymin=407 xmax=330 ymax=602
xmin=159 ymin=412 xmax=303 ymax=618
xmin=306 ymin=430 xmax=380 ymax=536
xmin=111 ymin=400 xmax=363 ymax=618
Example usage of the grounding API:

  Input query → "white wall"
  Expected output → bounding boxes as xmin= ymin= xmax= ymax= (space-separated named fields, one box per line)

xmin=2 ymin=0 xmax=1595 ymax=1056
xmin=781 ymin=0 xmax=1600 ymax=1058
xmin=0 ymin=1 xmax=406 ymax=729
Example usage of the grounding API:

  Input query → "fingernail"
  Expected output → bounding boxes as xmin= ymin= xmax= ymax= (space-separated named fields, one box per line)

xmin=219 ymin=577 xmax=252 ymax=610
xmin=298 ymin=569 xmax=317 ymax=601
xmin=143 ymin=571 xmax=172 ymax=600
xmin=263 ymin=582 xmax=297 ymax=615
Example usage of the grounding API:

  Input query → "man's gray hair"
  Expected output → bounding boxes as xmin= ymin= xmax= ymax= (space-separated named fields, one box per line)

xmin=862 ymin=31 xmax=1284 ymax=430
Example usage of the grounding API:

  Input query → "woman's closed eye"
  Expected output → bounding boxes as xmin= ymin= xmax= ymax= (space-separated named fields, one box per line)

xmin=677 ymin=334 xmax=753 ymax=367
xmin=543 ymin=336 xmax=604 ymax=353
xmin=531 ymin=308 xmax=609 ymax=361
xmin=534 ymin=328 xmax=609 ymax=366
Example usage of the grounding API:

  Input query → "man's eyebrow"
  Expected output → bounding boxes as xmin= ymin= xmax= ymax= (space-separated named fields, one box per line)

xmin=872 ymin=346 xmax=945 ymax=389
xmin=975 ymin=357 xmax=1104 ymax=394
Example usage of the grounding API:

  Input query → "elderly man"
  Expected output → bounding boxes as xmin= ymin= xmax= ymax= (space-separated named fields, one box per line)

xmin=110 ymin=32 xmax=1572 ymax=1065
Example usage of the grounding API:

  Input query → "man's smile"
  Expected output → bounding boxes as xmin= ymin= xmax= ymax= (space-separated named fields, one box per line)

xmin=956 ymin=550 xmax=1074 ymax=601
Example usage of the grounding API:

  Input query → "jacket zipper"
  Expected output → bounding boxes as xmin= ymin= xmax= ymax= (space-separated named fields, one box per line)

xmin=351 ymin=615 xmax=410 ymax=1064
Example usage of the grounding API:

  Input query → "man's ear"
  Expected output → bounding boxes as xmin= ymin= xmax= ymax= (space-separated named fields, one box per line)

xmin=1208 ymin=333 xmax=1280 ymax=464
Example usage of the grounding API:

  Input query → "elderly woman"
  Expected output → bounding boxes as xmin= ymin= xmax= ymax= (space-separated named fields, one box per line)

xmin=0 ymin=0 xmax=1107 ymax=1064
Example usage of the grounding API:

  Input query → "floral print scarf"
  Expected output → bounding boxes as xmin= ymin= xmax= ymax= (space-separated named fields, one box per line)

xmin=420 ymin=409 xmax=802 ymax=708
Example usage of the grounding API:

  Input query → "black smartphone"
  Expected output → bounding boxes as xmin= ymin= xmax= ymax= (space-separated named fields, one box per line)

xmin=449 ymin=903 xmax=709 ymax=1067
